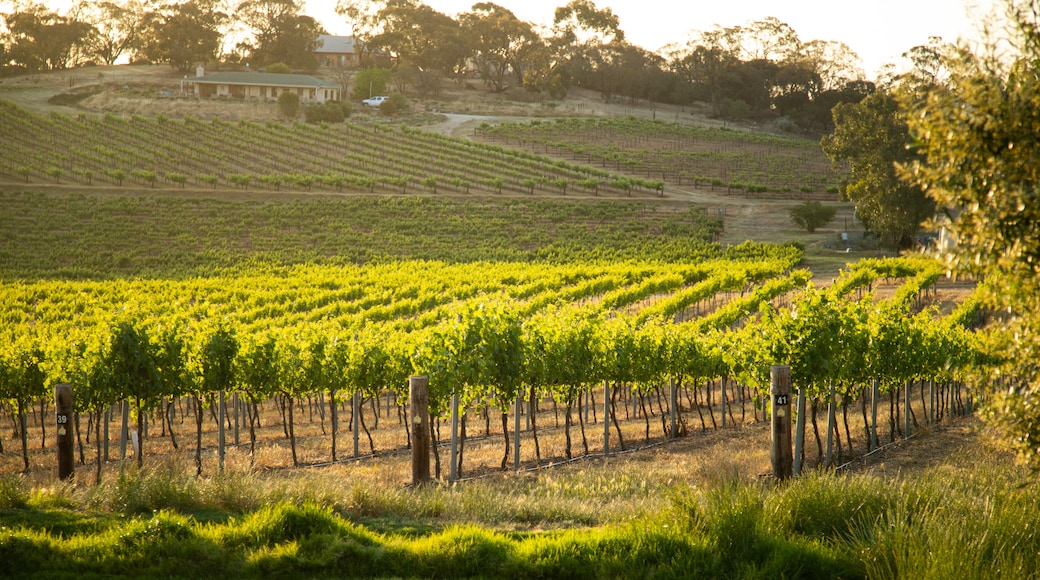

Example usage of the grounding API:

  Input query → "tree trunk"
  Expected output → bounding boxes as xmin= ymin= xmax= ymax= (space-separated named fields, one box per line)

xmin=18 ymin=400 xmax=29 ymax=473
xmin=529 ymin=385 xmax=541 ymax=461
xmin=194 ymin=395 xmax=204 ymax=477
xmin=500 ymin=412 xmax=510 ymax=470
xmin=288 ymin=395 xmax=298 ymax=467
xmin=692 ymin=380 xmax=706 ymax=430
xmin=457 ymin=414 xmax=466 ymax=477
xmin=136 ymin=397 xmax=144 ymax=469
xmin=811 ymin=400 xmax=823 ymax=462
xmin=610 ymin=385 xmax=625 ymax=451
xmin=578 ymin=394 xmax=589 ymax=456
xmin=706 ymin=380 xmax=717 ymax=430
xmin=330 ymin=389 xmax=338 ymax=463
xmin=248 ymin=399 xmax=258 ymax=464
xmin=95 ymin=408 xmax=103 ymax=485
xmin=860 ymin=386 xmax=870 ymax=453
xmin=360 ymin=400 xmax=375 ymax=454
xmin=639 ymin=391 xmax=651 ymax=441
xmin=166 ymin=400 xmax=178 ymax=450
xmin=430 ymin=420 xmax=441 ymax=480
xmin=564 ymin=401 xmax=573 ymax=460
xmin=75 ymin=412 xmax=85 ymax=464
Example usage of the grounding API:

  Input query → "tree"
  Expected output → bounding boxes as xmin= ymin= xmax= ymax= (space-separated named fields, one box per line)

xmin=789 ymin=201 xmax=837 ymax=233
xmin=352 ymin=66 xmax=391 ymax=99
xmin=78 ymin=0 xmax=147 ymax=65
xmin=368 ymin=0 xmax=467 ymax=96
xmin=2 ymin=3 xmax=94 ymax=71
xmin=549 ymin=0 xmax=624 ymax=99
xmin=821 ymin=90 xmax=933 ymax=248
xmin=137 ymin=0 xmax=228 ymax=73
xmin=905 ymin=0 xmax=1040 ymax=467
xmin=459 ymin=3 xmax=543 ymax=92
xmin=334 ymin=0 xmax=386 ymax=65
xmin=277 ymin=90 xmax=299 ymax=118
xmin=236 ymin=0 xmax=325 ymax=71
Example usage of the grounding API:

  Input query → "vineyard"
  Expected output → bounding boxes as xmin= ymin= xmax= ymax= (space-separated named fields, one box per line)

xmin=0 ymin=99 xmax=669 ymax=197
xmin=0 ymin=81 xmax=1025 ymax=579
xmin=0 ymin=246 xmax=989 ymax=484
xmin=476 ymin=117 xmax=838 ymax=197
xmin=0 ymin=190 xmax=724 ymax=279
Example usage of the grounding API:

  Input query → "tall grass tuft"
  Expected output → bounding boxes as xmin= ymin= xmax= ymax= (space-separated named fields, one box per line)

xmin=0 ymin=475 xmax=29 ymax=509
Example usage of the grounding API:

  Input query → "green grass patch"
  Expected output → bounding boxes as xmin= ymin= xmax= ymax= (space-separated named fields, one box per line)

xmin=2 ymin=454 xmax=1038 ymax=578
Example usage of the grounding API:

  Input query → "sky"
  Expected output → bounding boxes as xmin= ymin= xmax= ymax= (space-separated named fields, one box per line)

xmin=307 ymin=0 xmax=1001 ymax=78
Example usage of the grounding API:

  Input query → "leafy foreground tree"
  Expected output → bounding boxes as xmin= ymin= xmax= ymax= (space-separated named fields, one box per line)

xmin=907 ymin=0 xmax=1040 ymax=467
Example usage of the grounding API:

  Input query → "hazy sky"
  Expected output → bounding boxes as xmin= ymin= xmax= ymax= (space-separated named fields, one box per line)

xmin=308 ymin=0 xmax=1001 ymax=78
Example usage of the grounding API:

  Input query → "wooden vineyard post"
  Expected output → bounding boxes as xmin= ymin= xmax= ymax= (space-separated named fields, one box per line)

xmin=218 ymin=391 xmax=226 ymax=473
xmin=904 ymin=380 xmax=911 ymax=439
xmin=720 ymin=378 xmax=727 ymax=429
xmin=55 ymin=384 xmax=75 ymax=480
xmin=513 ymin=394 xmax=522 ymax=471
xmin=410 ymin=376 xmax=431 ymax=486
xmin=825 ymin=383 xmax=836 ymax=467
xmin=870 ymin=380 xmax=879 ymax=451
xmin=353 ymin=391 xmax=361 ymax=458
xmin=770 ymin=366 xmax=792 ymax=480
xmin=449 ymin=392 xmax=459 ymax=483
xmin=602 ymin=381 xmax=611 ymax=455
xmin=232 ymin=392 xmax=240 ymax=446
xmin=103 ymin=405 xmax=111 ymax=461
xmin=119 ymin=400 xmax=129 ymax=461
xmin=669 ymin=377 xmax=677 ymax=439
xmin=793 ymin=382 xmax=806 ymax=476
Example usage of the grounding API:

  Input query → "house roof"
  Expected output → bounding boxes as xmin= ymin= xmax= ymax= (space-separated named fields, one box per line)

xmin=315 ymin=35 xmax=357 ymax=54
xmin=193 ymin=72 xmax=339 ymax=89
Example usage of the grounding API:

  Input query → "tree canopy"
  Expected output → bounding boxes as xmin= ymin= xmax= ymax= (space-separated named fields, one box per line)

xmin=905 ymin=0 xmax=1040 ymax=467
xmin=137 ymin=0 xmax=228 ymax=73
xmin=235 ymin=0 xmax=325 ymax=70
xmin=821 ymin=89 xmax=933 ymax=248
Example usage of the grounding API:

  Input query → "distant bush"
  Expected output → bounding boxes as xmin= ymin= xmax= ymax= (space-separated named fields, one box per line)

xmin=380 ymin=93 xmax=408 ymax=117
xmin=278 ymin=92 xmax=300 ymax=119
xmin=789 ymin=201 xmax=837 ymax=233
xmin=266 ymin=62 xmax=291 ymax=74
xmin=303 ymin=101 xmax=351 ymax=124
xmin=352 ymin=67 xmax=392 ymax=101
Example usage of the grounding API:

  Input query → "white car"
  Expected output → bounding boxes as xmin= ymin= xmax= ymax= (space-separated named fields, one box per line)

xmin=362 ymin=95 xmax=388 ymax=107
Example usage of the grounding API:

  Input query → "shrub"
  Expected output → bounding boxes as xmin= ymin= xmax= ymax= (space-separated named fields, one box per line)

xmin=789 ymin=201 xmax=837 ymax=233
xmin=352 ymin=67 xmax=392 ymax=100
xmin=302 ymin=100 xmax=350 ymax=123
xmin=277 ymin=92 xmax=300 ymax=119
xmin=266 ymin=62 xmax=291 ymax=74
xmin=380 ymin=93 xmax=408 ymax=117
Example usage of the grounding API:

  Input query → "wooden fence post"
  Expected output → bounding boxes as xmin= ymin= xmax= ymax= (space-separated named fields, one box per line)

xmin=770 ymin=366 xmax=792 ymax=480
xmin=513 ymin=394 xmax=522 ymax=471
xmin=794 ymin=384 xmax=806 ymax=476
xmin=449 ymin=391 xmax=459 ymax=483
xmin=218 ymin=391 xmax=226 ymax=473
xmin=410 ymin=376 xmax=430 ymax=486
xmin=602 ymin=380 xmax=610 ymax=455
xmin=353 ymin=390 xmax=361 ymax=458
xmin=870 ymin=380 xmax=879 ymax=451
xmin=669 ymin=377 xmax=677 ymax=439
xmin=55 ymin=384 xmax=75 ymax=480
